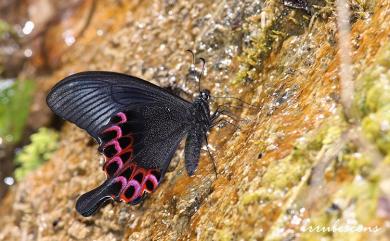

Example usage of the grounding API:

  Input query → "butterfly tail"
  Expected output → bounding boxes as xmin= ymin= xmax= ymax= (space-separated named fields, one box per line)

xmin=76 ymin=178 xmax=124 ymax=217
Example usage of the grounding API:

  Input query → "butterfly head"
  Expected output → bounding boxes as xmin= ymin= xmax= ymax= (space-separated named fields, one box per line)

xmin=200 ymin=89 xmax=211 ymax=101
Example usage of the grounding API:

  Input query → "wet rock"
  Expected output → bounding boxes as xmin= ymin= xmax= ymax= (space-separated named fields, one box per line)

xmin=67 ymin=221 xmax=91 ymax=240
xmin=1 ymin=0 xmax=390 ymax=240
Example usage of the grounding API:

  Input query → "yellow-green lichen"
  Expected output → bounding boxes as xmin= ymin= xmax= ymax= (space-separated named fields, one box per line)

xmin=15 ymin=128 xmax=60 ymax=180
xmin=300 ymin=178 xmax=379 ymax=241
xmin=240 ymin=188 xmax=286 ymax=206
xmin=262 ymin=154 xmax=310 ymax=190
xmin=301 ymin=112 xmax=346 ymax=151
xmin=0 ymin=79 xmax=35 ymax=144
xmin=0 ymin=19 xmax=13 ymax=37
xmin=213 ymin=229 xmax=233 ymax=241
xmin=362 ymin=105 xmax=390 ymax=154
xmin=353 ymin=42 xmax=390 ymax=157
xmin=234 ymin=1 xmax=309 ymax=84
xmin=354 ymin=43 xmax=390 ymax=117
xmin=342 ymin=152 xmax=372 ymax=175
xmin=384 ymin=154 xmax=390 ymax=165
xmin=242 ymin=114 xmax=346 ymax=209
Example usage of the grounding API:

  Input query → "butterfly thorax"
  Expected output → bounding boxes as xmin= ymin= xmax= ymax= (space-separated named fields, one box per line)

xmin=190 ymin=89 xmax=212 ymax=130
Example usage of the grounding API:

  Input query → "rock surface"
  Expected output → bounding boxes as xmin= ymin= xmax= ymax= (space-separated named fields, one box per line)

xmin=1 ymin=0 xmax=390 ymax=240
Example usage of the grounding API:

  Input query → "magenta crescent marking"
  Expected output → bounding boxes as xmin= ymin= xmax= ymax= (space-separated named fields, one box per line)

xmin=103 ymin=126 xmax=122 ymax=138
xmin=114 ymin=176 xmax=128 ymax=194
xmin=104 ymin=140 xmax=122 ymax=154
xmin=117 ymin=112 xmax=127 ymax=123
xmin=113 ymin=141 xmax=122 ymax=153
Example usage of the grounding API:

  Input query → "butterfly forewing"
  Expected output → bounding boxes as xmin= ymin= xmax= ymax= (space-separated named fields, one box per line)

xmin=46 ymin=71 xmax=191 ymax=139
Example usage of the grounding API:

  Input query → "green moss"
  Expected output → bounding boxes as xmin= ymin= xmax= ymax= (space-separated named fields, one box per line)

xmin=342 ymin=152 xmax=372 ymax=175
xmin=362 ymin=105 xmax=390 ymax=154
xmin=354 ymin=0 xmax=377 ymax=12
xmin=0 ymin=19 xmax=13 ymax=37
xmin=365 ymin=75 xmax=390 ymax=114
xmin=353 ymin=41 xmax=390 ymax=156
xmin=352 ymin=181 xmax=379 ymax=224
xmin=214 ymin=229 xmax=233 ymax=241
xmin=354 ymin=43 xmax=390 ymax=117
xmin=262 ymin=153 xmax=310 ymax=190
xmin=240 ymin=191 xmax=263 ymax=205
xmin=384 ymin=154 xmax=390 ymax=165
xmin=239 ymin=148 xmax=311 ymax=206
xmin=301 ymin=112 xmax=346 ymax=151
xmin=14 ymin=128 xmax=59 ymax=181
xmin=234 ymin=2 xmax=309 ymax=84
xmin=376 ymin=43 xmax=390 ymax=68
xmin=300 ymin=178 xmax=379 ymax=240
xmin=246 ymin=114 xmax=346 ymax=207
xmin=0 ymin=79 xmax=35 ymax=144
xmin=240 ymin=188 xmax=286 ymax=206
xmin=306 ymin=123 xmax=344 ymax=151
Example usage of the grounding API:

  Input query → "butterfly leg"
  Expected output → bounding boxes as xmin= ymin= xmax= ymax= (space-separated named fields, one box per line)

xmin=211 ymin=106 xmax=241 ymax=131
xmin=211 ymin=118 xmax=241 ymax=131
xmin=210 ymin=105 xmax=225 ymax=123
xmin=204 ymin=134 xmax=218 ymax=178
xmin=212 ymin=105 xmax=241 ymax=122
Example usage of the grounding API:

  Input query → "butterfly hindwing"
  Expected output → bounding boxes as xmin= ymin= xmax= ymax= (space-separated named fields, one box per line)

xmin=75 ymin=108 xmax=189 ymax=216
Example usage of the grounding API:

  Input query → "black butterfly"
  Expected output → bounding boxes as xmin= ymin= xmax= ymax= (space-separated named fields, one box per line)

xmin=47 ymin=69 xmax=223 ymax=217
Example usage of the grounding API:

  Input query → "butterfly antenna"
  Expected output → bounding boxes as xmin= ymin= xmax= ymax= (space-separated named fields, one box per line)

xmin=198 ymin=57 xmax=206 ymax=92
xmin=186 ymin=49 xmax=196 ymax=65
xmin=186 ymin=49 xmax=202 ymax=92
